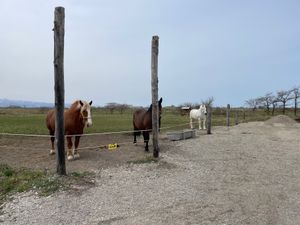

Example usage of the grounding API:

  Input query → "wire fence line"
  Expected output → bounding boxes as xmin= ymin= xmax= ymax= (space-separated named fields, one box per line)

xmin=0 ymin=122 xmax=191 ymax=138
xmin=0 ymin=135 xmax=155 ymax=152
xmin=0 ymin=121 xmax=208 ymax=155
xmin=0 ymin=122 xmax=194 ymax=152
xmin=0 ymin=140 xmax=135 ymax=152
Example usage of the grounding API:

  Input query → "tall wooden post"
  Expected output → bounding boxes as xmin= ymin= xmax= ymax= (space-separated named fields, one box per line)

xmin=226 ymin=104 xmax=230 ymax=127
xmin=207 ymin=106 xmax=212 ymax=134
xmin=53 ymin=7 xmax=66 ymax=175
xmin=151 ymin=36 xmax=159 ymax=158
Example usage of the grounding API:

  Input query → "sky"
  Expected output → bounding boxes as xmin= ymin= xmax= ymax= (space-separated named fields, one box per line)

xmin=0 ymin=0 xmax=299 ymax=107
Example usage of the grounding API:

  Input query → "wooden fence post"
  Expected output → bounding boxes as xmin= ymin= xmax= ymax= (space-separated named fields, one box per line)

xmin=53 ymin=7 xmax=66 ymax=175
xmin=151 ymin=36 xmax=159 ymax=158
xmin=207 ymin=106 xmax=212 ymax=134
xmin=226 ymin=104 xmax=230 ymax=127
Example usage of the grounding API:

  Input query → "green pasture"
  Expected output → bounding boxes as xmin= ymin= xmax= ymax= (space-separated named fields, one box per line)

xmin=0 ymin=107 xmax=298 ymax=135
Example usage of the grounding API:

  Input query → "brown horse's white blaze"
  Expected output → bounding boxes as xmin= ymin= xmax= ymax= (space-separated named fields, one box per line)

xmin=46 ymin=100 xmax=93 ymax=160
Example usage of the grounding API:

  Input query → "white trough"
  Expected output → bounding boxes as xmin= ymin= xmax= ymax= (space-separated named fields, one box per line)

xmin=166 ymin=129 xmax=196 ymax=141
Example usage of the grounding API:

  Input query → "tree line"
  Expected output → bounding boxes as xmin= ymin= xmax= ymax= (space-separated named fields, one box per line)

xmin=245 ymin=86 xmax=300 ymax=116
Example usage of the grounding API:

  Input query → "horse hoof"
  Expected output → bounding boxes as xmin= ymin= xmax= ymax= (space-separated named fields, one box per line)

xmin=74 ymin=153 xmax=80 ymax=159
xmin=67 ymin=155 xmax=74 ymax=161
xmin=50 ymin=150 xmax=55 ymax=155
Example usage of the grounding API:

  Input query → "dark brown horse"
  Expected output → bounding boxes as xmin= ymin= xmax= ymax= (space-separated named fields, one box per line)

xmin=46 ymin=100 xmax=93 ymax=160
xmin=133 ymin=97 xmax=162 ymax=151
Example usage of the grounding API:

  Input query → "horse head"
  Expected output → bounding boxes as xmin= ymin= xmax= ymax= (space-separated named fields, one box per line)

xmin=145 ymin=97 xmax=163 ymax=128
xmin=199 ymin=104 xmax=207 ymax=116
xmin=147 ymin=98 xmax=163 ymax=114
xmin=79 ymin=100 xmax=93 ymax=127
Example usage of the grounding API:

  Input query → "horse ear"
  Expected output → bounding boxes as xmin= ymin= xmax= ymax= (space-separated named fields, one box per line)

xmin=79 ymin=100 xmax=84 ymax=106
xmin=159 ymin=97 xmax=163 ymax=103
xmin=89 ymin=101 xmax=93 ymax=106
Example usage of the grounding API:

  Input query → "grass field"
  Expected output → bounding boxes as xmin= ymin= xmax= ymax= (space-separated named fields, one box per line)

xmin=0 ymin=107 xmax=298 ymax=135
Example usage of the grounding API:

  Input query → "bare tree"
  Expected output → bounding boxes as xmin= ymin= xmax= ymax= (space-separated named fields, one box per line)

xmin=255 ymin=97 xmax=265 ymax=109
xmin=105 ymin=102 xmax=118 ymax=114
xmin=276 ymin=90 xmax=293 ymax=114
xmin=245 ymin=98 xmax=258 ymax=111
xmin=105 ymin=103 xmax=132 ymax=114
xmin=291 ymin=86 xmax=300 ymax=116
xmin=117 ymin=104 xmax=131 ymax=114
xmin=256 ymin=93 xmax=273 ymax=114
xmin=202 ymin=96 xmax=214 ymax=107
xmin=271 ymin=96 xmax=278 ymax=116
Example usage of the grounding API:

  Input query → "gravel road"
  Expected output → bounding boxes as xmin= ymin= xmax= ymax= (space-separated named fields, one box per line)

xmin=1 ymin=116 xmax=300 ymax=225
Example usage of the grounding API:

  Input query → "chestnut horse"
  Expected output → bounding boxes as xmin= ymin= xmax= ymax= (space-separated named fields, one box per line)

xmin=46 ymin=100 xmax=93 ymax=160
xmin=133 ymin=97 xmax=162 ymax=151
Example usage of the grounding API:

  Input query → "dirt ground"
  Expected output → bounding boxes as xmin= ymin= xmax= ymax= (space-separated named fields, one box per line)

xmin=0 ymin=132 xmax=172 ymax=172
xmin=1 ymin=115 xmax=300 ymax=225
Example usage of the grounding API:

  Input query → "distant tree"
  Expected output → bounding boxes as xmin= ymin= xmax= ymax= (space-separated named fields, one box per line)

xmin=104 ymin=103 xmax=132 ymax=114
xmin=116 ymin=104 xmax=131 ymax=114
xmin=8 ymin=105 xmax=22 ymax=108
xmin=105 ymin=102 xmax=118 ymax=114
xmin=271 ymin=96 xmax=278 ymax=116
xmin=256 ymin=93 xmax=273 ymax=114
xmin=291 ymin=86 xmax=300 ymax=116
xmin=202 ymin=96 xmax=214 ymax=107
xmin=276 ymin=90 xmax=293 ymax=114
xmin=245 ymin=99 xmax=258 ymax=111
xmin=255 ymin=97 xmax=265 ymax=109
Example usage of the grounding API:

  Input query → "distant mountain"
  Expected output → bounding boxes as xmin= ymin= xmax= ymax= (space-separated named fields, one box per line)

xmin=0 ymin=98 xmax=54 ymax=108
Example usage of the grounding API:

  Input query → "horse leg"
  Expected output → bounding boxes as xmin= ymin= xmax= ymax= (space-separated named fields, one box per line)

xmin=203 ymin=117 xmax=206 ymax=129
xmin=143 ymin=131 xmax=149 ymax=152
xmin=198 ymin=118 xmax=202 ymax=130
xmin=66 ymin=136 xmax=74 ymax=160
xmin=49 ymin=131 xmax=55 ymax=155
xmin=190 ymin=117 xmax=194 ymax=129
xmin=133 ymin=130 xmax=137 ymax=145
xmin=74 ymin=136 xmax=81 ymax=159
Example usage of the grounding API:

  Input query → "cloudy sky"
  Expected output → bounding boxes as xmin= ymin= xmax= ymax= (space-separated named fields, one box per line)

xmin=1 ymin=0 xmax=299 ymax=107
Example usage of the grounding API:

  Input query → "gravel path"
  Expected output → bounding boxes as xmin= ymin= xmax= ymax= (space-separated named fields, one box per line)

xmin=1 ymin=116 xmax=300 ymax=225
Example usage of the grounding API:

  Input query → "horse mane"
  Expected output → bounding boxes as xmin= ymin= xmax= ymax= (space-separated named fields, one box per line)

xmin=68 ymin=100 xmax=81 ymax=111
xmin=147 ymin=104 xmax=152 ymax=112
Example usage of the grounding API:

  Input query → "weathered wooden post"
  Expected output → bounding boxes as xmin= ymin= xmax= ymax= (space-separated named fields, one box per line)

xmin=207 ymin=106 xmax=212 ymax=134
xmin=226 ymin=104 xmax=230 ymax=127
xmin=53 ymin=7 xmax=66 ymax=175
xmin=151 ymin=36 xmax=159 ymax=158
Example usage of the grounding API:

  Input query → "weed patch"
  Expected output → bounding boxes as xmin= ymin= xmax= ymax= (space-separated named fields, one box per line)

xmin=127 ymin=156 xmax=159 ymax=164
xmin=0 ymin=164 xmax=94 ymax=205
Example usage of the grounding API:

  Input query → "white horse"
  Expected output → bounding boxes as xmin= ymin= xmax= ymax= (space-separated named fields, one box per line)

xmin=190 ymin=104 xmax=207 ymax=130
